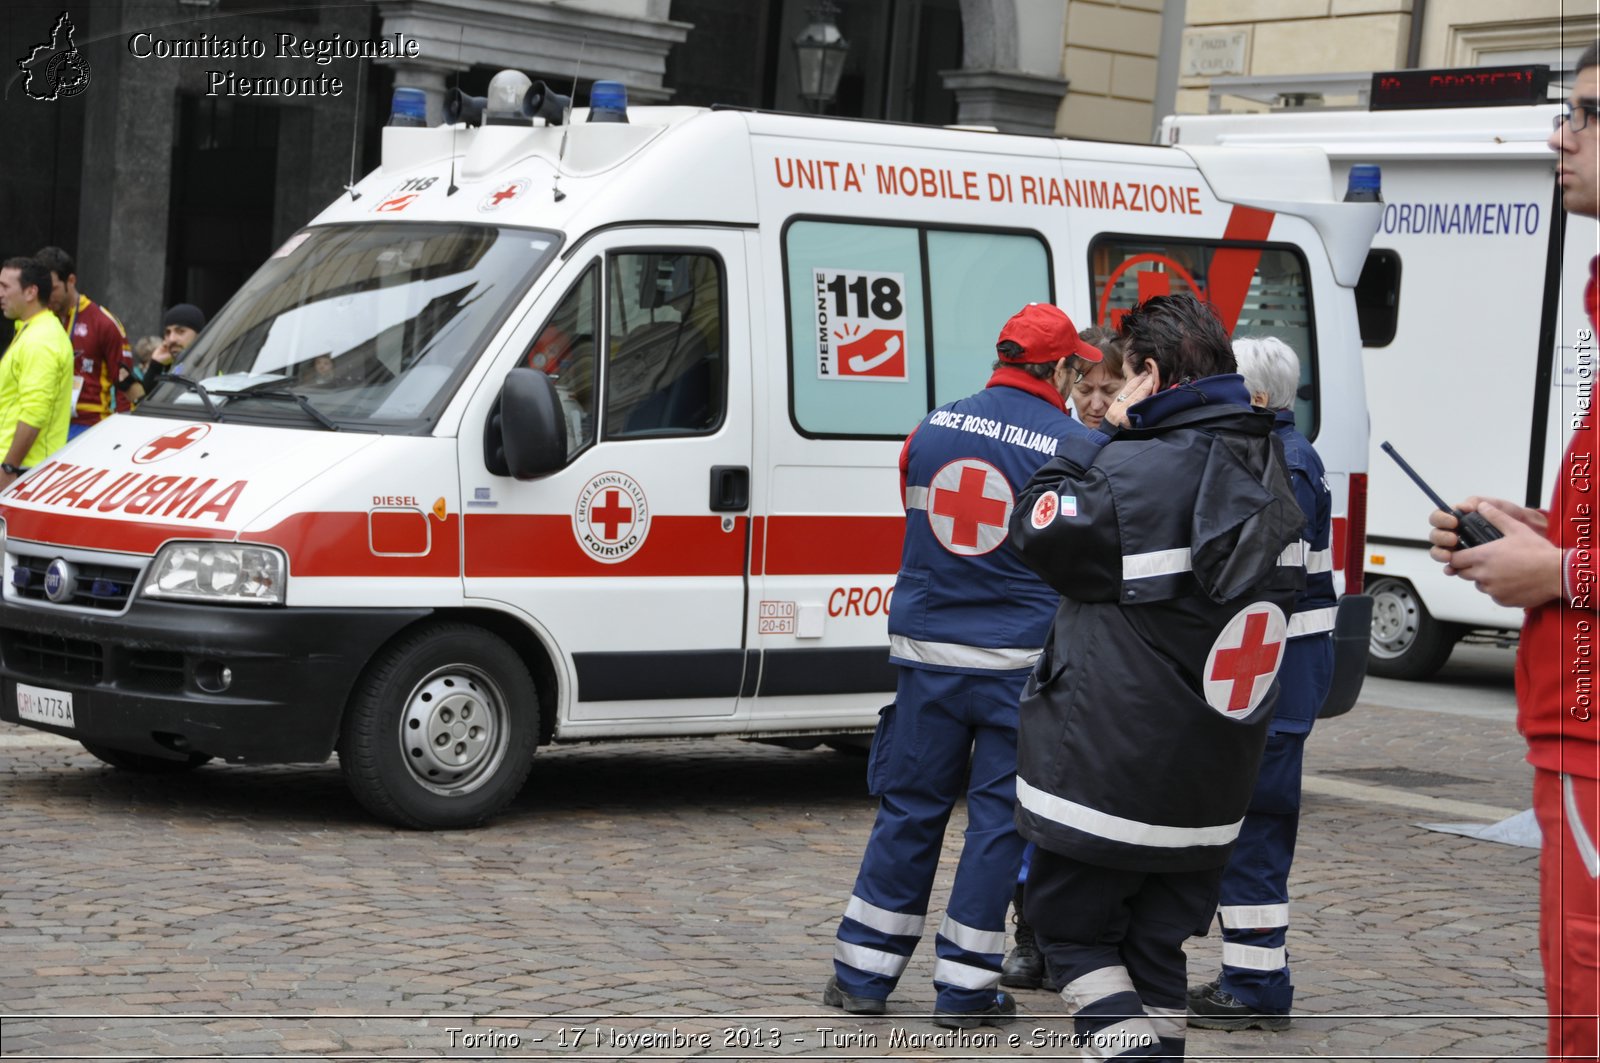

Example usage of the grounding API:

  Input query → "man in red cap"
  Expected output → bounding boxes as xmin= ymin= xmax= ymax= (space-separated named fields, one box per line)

xmin=823 ymin=302 xmax=1102 ymax=1028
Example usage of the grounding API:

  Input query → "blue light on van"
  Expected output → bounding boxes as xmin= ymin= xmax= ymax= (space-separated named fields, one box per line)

xmin=589 ymin=80 xmax=629 ymax=123
xmin=389 ymin=87 xmax=428 ymax=127
xmin=1345 ymin=164 xmax=1382 ymax=203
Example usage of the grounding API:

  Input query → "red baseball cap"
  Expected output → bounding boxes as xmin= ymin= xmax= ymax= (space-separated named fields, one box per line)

xmin=996 ymin=303 xmax=1103 ymax=365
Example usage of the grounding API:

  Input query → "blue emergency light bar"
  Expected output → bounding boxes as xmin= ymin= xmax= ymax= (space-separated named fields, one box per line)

xmin=389 ymin=86 xmax=427 ymax=127
xmin=589 ymin=80 xmax=629 ymax=123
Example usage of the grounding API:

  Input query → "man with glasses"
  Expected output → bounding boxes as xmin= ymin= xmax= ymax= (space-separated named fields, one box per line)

xmin=1429 ymin=40 xmax=1600 ymax=1059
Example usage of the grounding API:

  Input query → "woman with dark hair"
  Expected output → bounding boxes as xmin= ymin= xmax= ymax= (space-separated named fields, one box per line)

xmin=1007 ymin=294 xmax=1305 ymax=1058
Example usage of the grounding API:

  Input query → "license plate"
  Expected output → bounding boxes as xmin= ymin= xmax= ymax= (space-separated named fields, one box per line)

xmin=16 ymin=683 xmax=74 ymax=729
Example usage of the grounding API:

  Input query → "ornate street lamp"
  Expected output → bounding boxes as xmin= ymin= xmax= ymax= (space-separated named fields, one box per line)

xmin=793 ymin=2 xmax=848 ymax=113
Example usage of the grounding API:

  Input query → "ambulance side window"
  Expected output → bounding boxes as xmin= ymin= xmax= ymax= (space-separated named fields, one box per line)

xmin=604 ymin=251 xmax=725 ymax=439
xmin=784 ymin=219 xmax=1050 ymax=437
xmin=927 ymin=230 xmax=1052 ymax=405
xmin=1090 ymin=236 xmax=1319 ymax=439
xmin=527 ymin=262 xmax=599 ymax=458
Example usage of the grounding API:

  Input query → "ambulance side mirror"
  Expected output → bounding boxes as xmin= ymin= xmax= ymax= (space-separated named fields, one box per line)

xmin=485 ymin=368 xmax=567 ymax=479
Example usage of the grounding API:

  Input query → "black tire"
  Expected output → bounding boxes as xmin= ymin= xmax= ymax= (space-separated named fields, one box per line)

xmin=1366 ymin=576 xmax=1461 ymax=680
xmin=339 ymin=623 xmax=538 ymax=830
xmin=80 ymin=742 xmax=211 ymax=773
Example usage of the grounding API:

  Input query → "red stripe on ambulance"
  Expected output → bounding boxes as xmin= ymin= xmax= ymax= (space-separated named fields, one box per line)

xmin=762 ymin=515 xmax=903 ymax=575
xmin=464 ymin=514 xmax=747 ymax=577
xmin=1208 ymin=205 xmax=1275 ymax=331
xmin=0 ymin=504 xmax=232 ymax=554
xmin=241 ymin=513 xmax=461 ymax=578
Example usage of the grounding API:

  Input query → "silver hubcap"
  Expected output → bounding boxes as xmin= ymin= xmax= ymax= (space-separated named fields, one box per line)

xmin=1369 ymin=581 xmax=1419 ymax=659
xmin=398 ymin=666 xmax=508 ymax=795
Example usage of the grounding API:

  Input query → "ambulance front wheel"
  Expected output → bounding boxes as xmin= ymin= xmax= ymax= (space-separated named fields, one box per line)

xmin=1366 ymin=576 xmax=1462 ymax=681
xmin=339 ymin=623 xmax=539 ymax=830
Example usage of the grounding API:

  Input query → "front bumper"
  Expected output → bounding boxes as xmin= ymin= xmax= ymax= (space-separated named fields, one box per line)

xmin=0 ymin=598 xmax=430 ymax=762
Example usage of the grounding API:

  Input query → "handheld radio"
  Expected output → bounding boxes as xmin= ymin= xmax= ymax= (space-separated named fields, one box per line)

xmin=1379 ymin=441 xmax=1504 ymax=549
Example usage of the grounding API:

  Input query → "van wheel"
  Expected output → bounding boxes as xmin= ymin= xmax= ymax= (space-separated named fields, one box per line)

xmin=1366 ymin=577 xmax=1460 ymax=680
xmin=80 ymin=742 xmax=211 ymax=772
xmin=339 ymin=623 xmax=538 ymax=830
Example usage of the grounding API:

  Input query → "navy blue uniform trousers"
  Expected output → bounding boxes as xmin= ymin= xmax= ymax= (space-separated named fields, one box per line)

xmin=1027 ymin=847 xmax=1221 ymax=1058
xmin=832 ymin=666 xmax=1028 ymax=1012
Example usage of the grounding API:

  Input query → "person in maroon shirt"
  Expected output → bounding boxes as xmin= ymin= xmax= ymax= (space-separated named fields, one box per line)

xmin=34 ymin=246 xmax=131 ymax=438
xmin=1430 ymin=40 xmax=1600 ymax=1059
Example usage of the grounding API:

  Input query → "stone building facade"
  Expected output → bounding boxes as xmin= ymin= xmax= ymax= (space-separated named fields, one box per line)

xmin=1 ymin=0 xmax=1592 ymax=340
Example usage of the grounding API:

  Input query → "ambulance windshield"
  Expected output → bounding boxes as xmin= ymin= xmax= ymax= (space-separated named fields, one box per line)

xmin=142 ymin=223 xmax=560 ymax=432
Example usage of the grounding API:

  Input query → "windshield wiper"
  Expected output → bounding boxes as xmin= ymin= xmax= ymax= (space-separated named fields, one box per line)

xmin=151 ymin=373 xmax=224 ymax=422
xmin=222 ymin=383 xmax=340 ymax=431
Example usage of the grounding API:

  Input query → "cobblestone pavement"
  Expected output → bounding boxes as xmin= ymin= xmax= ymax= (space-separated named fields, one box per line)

xmin=0 ymin=645 xmax=1549 ymax=1061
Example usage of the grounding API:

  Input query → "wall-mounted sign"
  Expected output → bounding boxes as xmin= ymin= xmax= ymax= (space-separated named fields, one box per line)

xmin=1181 ymin=28 xmax=1251 ymax=78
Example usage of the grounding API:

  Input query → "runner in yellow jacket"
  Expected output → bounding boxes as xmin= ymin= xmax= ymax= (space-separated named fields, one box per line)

xmin=0 ymin=257 xmax=75 ymax=487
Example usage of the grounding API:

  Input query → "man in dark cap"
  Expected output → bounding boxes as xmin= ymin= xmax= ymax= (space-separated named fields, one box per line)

xmin=134 ymin=303 xmax=205 ymax=400
xmin=822 ymin=303 xmax=1101 ymax=1029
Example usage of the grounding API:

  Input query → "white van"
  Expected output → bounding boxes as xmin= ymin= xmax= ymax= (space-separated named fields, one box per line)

xmin=0 ymin=77 xmax=1381 ymax=827
xmin=1165 ymin=65 xmax=1599 ymax=679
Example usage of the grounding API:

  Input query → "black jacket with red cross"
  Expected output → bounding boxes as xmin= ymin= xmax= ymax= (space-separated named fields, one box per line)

xmin=1007 ymin=374 xmax=1305 ymax=872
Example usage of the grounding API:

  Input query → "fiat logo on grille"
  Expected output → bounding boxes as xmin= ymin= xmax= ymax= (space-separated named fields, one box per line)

xmin=43 ymin=558 xmax=76 ymax=604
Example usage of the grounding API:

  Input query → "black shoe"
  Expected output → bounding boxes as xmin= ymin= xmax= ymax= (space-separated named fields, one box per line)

xmin=933 ymin=989 xmax=1019 ymax=1030
xmin=822 ymin=975 xmax=886 ymax=1016
xmin=1186 ymin=976 xmax=1220 ymax=1003
xmin=1000 ymin=884 xmax=1045 ymax=989
xmin=1000 ymin=940 xmax=1044 ymax=989
xmin=1187 ymin=983 xmax=1290 ymax=1031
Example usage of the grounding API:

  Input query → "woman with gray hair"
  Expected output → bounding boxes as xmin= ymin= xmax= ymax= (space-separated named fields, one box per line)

xmin=1188 ymin=335 xmax=1337 ymax=1032
xmin=1233 ymin=335 xmax=1301 ymax=412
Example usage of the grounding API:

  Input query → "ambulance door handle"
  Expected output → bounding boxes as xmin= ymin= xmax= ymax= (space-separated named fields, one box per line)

xmin=709 ymin=465 xmax=749 ymax=512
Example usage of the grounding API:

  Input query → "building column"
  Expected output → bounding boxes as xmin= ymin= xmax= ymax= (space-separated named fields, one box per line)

xmin=941 ymin=70 xmax=1071 ymax=135
xmin=76 ymin=0 xmax=180 ymax=341
xmin=383 ymin=60 xmax=465 ymax=128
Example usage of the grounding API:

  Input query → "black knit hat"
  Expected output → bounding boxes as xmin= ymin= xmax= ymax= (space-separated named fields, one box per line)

xmin=161 ymin=303 xmax=206 ymax=332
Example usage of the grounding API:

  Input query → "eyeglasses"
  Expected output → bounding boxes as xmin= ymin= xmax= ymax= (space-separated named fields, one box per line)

xmin=1554 ymin=101 xmax=1600 ymax=134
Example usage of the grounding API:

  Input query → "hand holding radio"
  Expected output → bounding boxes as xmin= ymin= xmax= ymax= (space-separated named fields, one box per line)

xmin=1381 ymin=441 xmax=1505 ymax=550
xmin=1441 ymin=506 xmax=1506 ymax=550
xmin=1428 ymin=495 xmax=1548 ymax=556
xmin=1427 ymin=500 xmax=1565 ymax=608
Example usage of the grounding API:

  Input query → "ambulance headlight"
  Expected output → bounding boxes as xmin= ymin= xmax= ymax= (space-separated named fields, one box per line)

xmin=142 ymin=542 xmax=286 ymax=605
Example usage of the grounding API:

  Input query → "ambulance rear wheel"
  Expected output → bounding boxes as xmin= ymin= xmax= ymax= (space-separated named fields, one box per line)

xmin=340 ymin=623 xmax=538 ymax=830
xmin=1366 ymin=576 xmax=1461 ymax=680
xmin=80 ymin=742 xmax=211 ymax=772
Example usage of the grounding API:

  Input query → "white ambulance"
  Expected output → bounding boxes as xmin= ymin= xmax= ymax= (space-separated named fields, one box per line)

xmin=0 ymin=75 xmax=1380 ymax=827
xmin=1165 ymin=64 xmax=1598 ymax=679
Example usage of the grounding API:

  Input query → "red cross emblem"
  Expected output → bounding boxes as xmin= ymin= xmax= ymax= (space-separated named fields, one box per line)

xmin=589 ymin=489 xmax=634 ymax=542
xmin=479 ymin=178 xmax=529 ymax=212
xmin=133 ymin=424 xmax=211 ymax=464
xmin=572 ymin=471 xmax=651 ymax=564
xmin=1203 ymin=602 xmax=1288 ymax=717
xmin=1030 ymin=491 xmax=1059 ymax=529
xmin=926 ymin=459 xmax=1012 ymax=556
